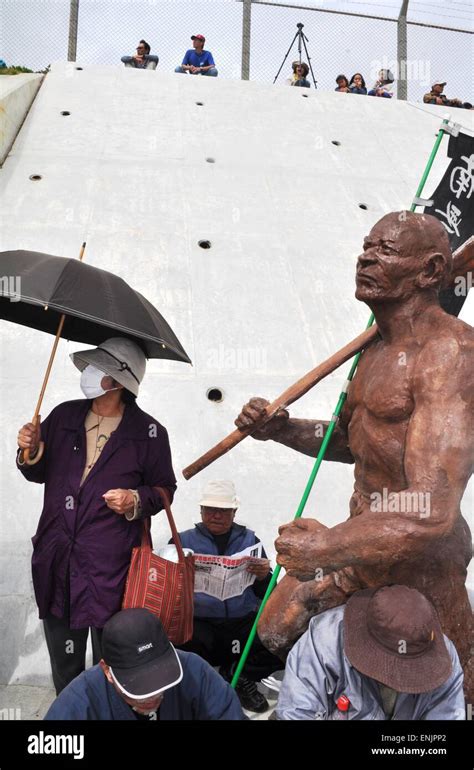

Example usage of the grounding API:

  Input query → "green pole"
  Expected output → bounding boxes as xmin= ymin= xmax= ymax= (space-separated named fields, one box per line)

xmin=231 ymin=117 xmax=451 ymax=690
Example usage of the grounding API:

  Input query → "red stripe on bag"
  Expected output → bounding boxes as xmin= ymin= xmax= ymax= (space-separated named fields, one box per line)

xmin=122 ymin=487 xmax=195 ymax=644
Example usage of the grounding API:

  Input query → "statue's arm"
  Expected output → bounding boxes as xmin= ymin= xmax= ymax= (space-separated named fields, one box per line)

xmin=271 ymin=405 xmax=353 ymax=464
xmin=235 ymin=396 xmax=354 ymax=463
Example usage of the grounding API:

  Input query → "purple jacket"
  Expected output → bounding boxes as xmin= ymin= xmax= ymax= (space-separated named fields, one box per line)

xmin=16 ymin=399 xmax=176 ymax=629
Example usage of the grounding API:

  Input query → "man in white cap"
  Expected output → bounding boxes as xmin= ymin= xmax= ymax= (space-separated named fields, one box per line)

xmin=176 ymin=480 xmax=281 ymax=713
xmin=423 ymin=80 xmax=470 ymax=109
xmin=16 ymin=337 xmax=177 ymax=696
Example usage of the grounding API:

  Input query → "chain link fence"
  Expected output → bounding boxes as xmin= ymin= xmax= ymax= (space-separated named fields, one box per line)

xmin=0 ymin=0 xmax=472 ymax=103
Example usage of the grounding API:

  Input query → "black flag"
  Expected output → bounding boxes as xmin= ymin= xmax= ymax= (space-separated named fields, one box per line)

xmin=424 ymin=129 xmax=474 ymax=316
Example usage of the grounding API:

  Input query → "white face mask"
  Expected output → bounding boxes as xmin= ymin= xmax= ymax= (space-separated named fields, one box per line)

xmin=80 ymin=365 xmax=118 ymax=399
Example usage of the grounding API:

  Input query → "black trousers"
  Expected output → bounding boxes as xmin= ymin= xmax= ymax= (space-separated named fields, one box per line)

xmin=42 ymin=572 xmax=104 ymax=695
xmin=177 ymin=614 xmax=281 ymax=681
xmin=43 ymin=613 xmax=103 ymax=695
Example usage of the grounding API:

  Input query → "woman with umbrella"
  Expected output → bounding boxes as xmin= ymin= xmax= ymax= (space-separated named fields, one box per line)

xmin=16 ymin=336 xmax=177 ymax=695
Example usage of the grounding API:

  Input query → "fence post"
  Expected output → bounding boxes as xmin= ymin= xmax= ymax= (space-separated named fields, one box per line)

xmin=68 ymin=0 xmax=79 ymax=62
xmin=397 ymin=0 xmax=409 ymax=100
xmin=241 ymin=0 xmax=252 ymax=80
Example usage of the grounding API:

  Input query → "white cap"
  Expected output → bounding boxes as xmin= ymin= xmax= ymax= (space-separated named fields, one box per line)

xmin=199 ymin=480 xmax=240 ymax=509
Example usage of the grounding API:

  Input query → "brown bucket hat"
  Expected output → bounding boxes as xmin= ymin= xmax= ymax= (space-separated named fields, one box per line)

xmin=344 ymin=585 xmax=452 ymax=694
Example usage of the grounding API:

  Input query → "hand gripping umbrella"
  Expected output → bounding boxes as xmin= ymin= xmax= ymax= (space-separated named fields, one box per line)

xmin=0 ymin=244 xmax=191 ymax=464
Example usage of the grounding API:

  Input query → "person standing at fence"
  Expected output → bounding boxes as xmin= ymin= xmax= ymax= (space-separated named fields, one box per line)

xmin=121 ymin=40 xmax=159 ymax=70
xmin=175 ymin=34 xmax=218 ymax=77
xmin=16 ymin=337 xmax=176 ymax=695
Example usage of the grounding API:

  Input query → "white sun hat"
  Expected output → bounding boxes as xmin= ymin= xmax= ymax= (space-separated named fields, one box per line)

xmin=70 ymin=337 xmax=146 ymax=397
xmin=199 ymin=480 xmax=240 ymax=509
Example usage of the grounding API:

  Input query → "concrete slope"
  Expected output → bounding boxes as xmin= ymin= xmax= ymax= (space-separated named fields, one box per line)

xmin=0 ymin=62 xmax=472 ymax=688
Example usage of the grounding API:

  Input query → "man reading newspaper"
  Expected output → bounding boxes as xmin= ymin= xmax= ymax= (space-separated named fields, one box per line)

xmin=175 ymin=480 xmax=281 ymax=713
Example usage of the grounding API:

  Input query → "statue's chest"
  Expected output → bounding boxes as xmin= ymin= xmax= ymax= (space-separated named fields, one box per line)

xmin=348 ymin=344 xmax=416 ymax=423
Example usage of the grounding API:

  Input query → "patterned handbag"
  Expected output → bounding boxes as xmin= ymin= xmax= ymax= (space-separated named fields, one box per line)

xmin=122 ymin=486 xmax=195 ymax=644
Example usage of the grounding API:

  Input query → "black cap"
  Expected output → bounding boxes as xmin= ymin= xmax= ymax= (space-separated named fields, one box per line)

xmin=102 ymin=609 xmax=182 ymax=698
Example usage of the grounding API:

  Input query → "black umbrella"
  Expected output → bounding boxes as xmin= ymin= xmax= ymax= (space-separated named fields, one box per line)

xmin=0 ymin=248 xmax=191 ymax=361
xmin=0 ymin=245 xmax=191 ymax=464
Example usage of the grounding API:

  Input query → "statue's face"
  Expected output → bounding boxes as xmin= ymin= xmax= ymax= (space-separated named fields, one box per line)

xmin=355 ymin=214 xmax=430 ymax=303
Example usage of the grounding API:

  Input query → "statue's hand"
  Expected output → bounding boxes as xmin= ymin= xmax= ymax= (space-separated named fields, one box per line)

xmin=275 ymin=518 xmax=327 ymax=580
xmin=234 ymin=396 xmax=289 ymax=441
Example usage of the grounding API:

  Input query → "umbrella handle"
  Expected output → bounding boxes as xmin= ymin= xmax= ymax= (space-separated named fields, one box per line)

xmin=19 ymin=413 xmax=44 ymax=465
xmin=23 ymin=441 xmax=45 ymax=466
xmin=18 ymin=314 xmax=62 ymax=467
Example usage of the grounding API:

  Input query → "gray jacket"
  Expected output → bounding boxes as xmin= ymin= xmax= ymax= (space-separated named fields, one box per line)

xmin=121 ymin=55 xmax=158 ymax=70
xmin=276 ymin=605 xmax=465 ymax=720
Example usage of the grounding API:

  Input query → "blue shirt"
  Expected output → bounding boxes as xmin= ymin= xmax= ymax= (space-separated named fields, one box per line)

xmin=178 ymin=523 xmax=271 ymax=619
xmin=45 ymin=651 xmax=245 ymax=720
xmin=182 ymin=49 xmax=215 ymax=68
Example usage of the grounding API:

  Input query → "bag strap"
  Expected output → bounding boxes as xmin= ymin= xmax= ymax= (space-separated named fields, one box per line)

xmin=141 ymin=517 xmax=152 ymax=549
xmin=139 ymin=489 xmax=187 ymax=562
xmin=145 ymin=486 xmax=187 ymax=563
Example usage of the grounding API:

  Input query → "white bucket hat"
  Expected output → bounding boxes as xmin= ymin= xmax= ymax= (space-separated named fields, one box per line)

xmin=70 ymin=337 xmax=146 ymax=397
xmin=199 ymin=480 xmax=240 ymax=509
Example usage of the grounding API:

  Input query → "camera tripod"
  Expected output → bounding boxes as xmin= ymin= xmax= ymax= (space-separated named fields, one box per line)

xmin=273 ymin=22 xmax=317 ymax=89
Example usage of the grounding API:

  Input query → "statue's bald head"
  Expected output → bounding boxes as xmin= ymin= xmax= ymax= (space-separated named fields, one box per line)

xmin=356 ymin=211 xmax=453 ymax=305
xmin=375 ymin=211 xmax=452 ymax=286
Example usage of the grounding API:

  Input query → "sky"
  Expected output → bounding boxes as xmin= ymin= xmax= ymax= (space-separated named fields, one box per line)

xmin=0 ymin=0 xmax=472 ymax=101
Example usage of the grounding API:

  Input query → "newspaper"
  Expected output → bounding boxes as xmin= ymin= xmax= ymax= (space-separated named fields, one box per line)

xmin=193 ymin=543 xmax=263 ymax=601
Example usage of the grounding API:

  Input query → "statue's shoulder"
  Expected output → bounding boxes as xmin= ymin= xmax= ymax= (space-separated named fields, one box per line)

xmin=440 ymin=312 xmax=474 ymax=349
xmin=414 ymin=313 xmax=473 ymax=390
xmin=422 ymin=310 xmax=474 ymax=350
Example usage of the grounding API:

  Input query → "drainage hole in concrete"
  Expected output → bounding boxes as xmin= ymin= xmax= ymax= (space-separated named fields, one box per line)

xmin=196 ymin=101 xmax=204 ymax=106
xmin=29 ymin=174 xmax=42 ymax=181
xmin=198 ymin=240 xmax=212 ymax=249
xmin=301 ymin=93 xmax=309 ymax=98
xmin=207 ymin=387 xmax=223 ymax=403
xmin=60 ymin=111 xmax=71 ymax=116
xmin=75 ymin=66 xmax=83 ymax=70
xmin=359 ymin=203 xmax=368 ymax=210
xmin=332 ymin=140 xmax=341 ymax=146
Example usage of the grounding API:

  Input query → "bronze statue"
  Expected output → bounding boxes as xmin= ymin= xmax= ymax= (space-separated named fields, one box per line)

xmin=235 ymin=212 xmax=474 ymax=700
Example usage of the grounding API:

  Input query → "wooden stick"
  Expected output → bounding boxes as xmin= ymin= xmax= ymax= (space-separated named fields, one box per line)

xmin=182 ymin=324 xmax=380 ymax=480
xmin=449 ymin=236 xmax=474 ymax=283
xmin=182 ymin=237 xmax=472 ymax=480
xmin=20 ymin=242 xmax=87 ymax=465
